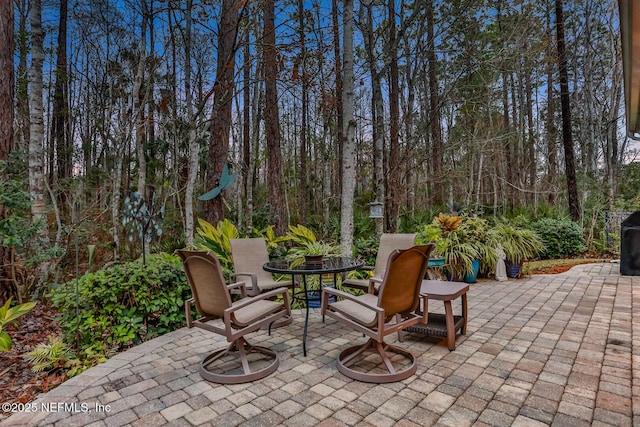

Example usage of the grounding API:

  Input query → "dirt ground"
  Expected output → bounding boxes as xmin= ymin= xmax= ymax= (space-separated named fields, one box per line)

xmin=0 ymin=303 xmax=66 ymax=420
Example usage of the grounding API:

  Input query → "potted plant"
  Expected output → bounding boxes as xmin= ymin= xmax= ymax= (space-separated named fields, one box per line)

xmin=436 ymin=232 xmax=478 ymax=281
xmin=285 ymin=224 xmax=342 ymax=266
xmin=301 ymin=241 xmax=342 ymax=265
xmin=488 ymin=223 xmax=543 ymax=278
xmin=426 ymin=213 xmax=480 ymax=280
xmin=417 ymin=223 xmax=445 ymax=267
xmin=457 ymin=215 xmax=498 ymax=282
xmin=284 ymin=225 xmax=342 ymax=307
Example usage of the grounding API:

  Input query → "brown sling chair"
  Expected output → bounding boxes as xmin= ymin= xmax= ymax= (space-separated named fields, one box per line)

xmin=341 ymin=233 xmax=417 ymax=293
xmin=177 ymin=250 xmax=291 ymax=384
xmin=229 ymin=238 xmax=296 ymax=297
xmin=321 ymin=244 xmax=434 ymax=383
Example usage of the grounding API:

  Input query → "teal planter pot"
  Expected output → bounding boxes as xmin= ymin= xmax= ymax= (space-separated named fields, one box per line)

xmin=428 ymin=257 xmax=446 ymax=267
xmin=463 ymin=259 xmax=480 ymax=283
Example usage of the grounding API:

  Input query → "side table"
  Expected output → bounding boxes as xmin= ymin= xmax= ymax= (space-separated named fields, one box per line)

xmin=406 ymin=280 xmax=469 ymax=350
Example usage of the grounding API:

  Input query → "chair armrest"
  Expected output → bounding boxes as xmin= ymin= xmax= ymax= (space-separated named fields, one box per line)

xmin=322 ymin=287 xmax=384 ymax=314
xmin=225 ymin=286 xmax=290 ymax=314
xmin=230 ymin=272 xmax=258 ymax=296
xmin=226 ymin=281 xmax=247 ymax=298
xmin=185 ymin=297 xmax=195 ymax=328
xmin=367 ymin=277 xmax=383 ymax=294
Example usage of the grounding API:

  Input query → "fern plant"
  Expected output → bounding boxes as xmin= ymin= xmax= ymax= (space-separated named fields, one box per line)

xmin=24 ymin=335 xmax=71 ymax=372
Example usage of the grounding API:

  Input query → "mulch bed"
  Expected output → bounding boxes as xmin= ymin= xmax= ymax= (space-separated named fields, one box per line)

xmin=0 ymin=303 xmax=67 ymax=420
xmin=530 ymin=260 xmax=605 ymax=275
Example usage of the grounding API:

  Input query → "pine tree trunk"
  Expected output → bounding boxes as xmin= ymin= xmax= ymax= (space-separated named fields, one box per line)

xmin=545 ymin=3 xmax=558 ymax=204
xmin=204 ymin=0 xmax=239 ymax=225
xmin=15 ymin=0 xmax=29 ymax=150
xmin=133 ymin=1 xmax=147 ymax=196
xmin=242 ymin=31 xmax=251 ymax=233
xmin=555 ymin=0 xmax=580 ymax=221
xmin=361 ymin=3 xmax=385 ymax=236
xmin=298 ymin=0 xmax=308 ymax=225
xmin=262 ymin=0 xmax=286 ymax=234
xmin=427 ymin=0 xmax=443 ymax=207
xmin=52 ymin=0 xmax=70 ymax=215
xmin=332 ymin=0 xmax=343 ymax=188
xmin=387 ymin=0 xmax=400 ymax=231
xmin=0 ymin=0 xmax=14 ymax=290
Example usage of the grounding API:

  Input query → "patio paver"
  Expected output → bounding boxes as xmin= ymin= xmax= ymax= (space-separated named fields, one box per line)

xmin=2 ymin=262 xmax=638 ymax=426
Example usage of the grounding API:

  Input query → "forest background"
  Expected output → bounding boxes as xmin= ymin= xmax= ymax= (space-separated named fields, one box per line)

xmin=1 ymin=0 xmax=639 ymax=304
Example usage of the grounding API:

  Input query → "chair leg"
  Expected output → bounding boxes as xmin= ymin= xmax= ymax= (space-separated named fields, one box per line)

xmin=199 ymin=337 xmax=279 ymax=384
xmin=336 ymin=338 xmax=417 ymax=383
xmin=396 ymin=314 xmax=404 ymax=342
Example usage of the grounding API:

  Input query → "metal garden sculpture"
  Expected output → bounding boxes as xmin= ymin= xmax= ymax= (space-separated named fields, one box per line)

xmin=198 ymin=163 xmax=236 ymax=201
xmin=122 ymin=189 xmax=164 ymax=265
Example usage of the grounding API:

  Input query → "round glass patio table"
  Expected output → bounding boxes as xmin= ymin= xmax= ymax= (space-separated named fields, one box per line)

xmin=263 ymin=257 xmax=364 ymax=356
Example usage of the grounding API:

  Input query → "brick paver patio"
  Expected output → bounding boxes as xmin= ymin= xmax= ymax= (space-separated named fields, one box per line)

xmin=2 ymin=262 xmax=637 ymax=426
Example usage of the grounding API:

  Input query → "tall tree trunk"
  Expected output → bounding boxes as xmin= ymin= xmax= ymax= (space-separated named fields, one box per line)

xmin=427 ymin=0 xmax=443 ymax=207
xmin=545 ymin=8 xmax=557 ymax=204
xmin=555 ymin=0 xmax=580 ymax=221
xmin=525 ymin=70 xmax=535 ymax=199
xmin=0 ymin=0 xmax=15 ymax=288
xmin=387 ymin=0 xmax=400 ymax=231
xmin=242 ymin=30 xmax=251 ymax=232
xmin=340 ymin=0 xmax=356 ymax=255
xmin=331 ymin=0 xmax=343 ymax=188
xmin=263 ymin=0 xmax=286 ymax=234
xmin=52 ymin=0 xmax=70 ymax=215
xmin=133 ymin=0 xmax=148 ymax=197
xmin=184 ymin=0 xmax=198 ymax=246
xmin=360 ymin=2 xmax=385 ymax=236
xmin=28 ymin=0 xmax=46 ymax=228
xmin=16 ymin=0 xmax=29 ymax=150
xmin=204 ymin=0 xmax=240 ymax=225
xmin=298 ymin=0 xmax=308 ymax=225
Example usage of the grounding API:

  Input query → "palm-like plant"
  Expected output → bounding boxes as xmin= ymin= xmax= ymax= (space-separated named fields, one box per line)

xmin=194 ymin=218 xmax=239 ymax=274
xmin=458 ymin=215 xmax=498 ymax=276
xmin=285 ymin=224 xmax=342 ymax=266
xmin=436 ymin=233 xmax=478 ymax=278
xmin=488 ymin=223 xmax=543 ymax=265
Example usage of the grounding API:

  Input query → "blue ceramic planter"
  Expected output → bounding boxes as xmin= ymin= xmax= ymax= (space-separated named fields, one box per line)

xmin=463 ymin=259 xmax=480 ymax=283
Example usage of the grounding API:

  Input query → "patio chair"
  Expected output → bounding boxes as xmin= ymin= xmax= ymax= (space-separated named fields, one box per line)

xmin=230 ymin=238 xmax=296 ymax=297
xmin=321 ymin=244 xmax=434 ymax=383
xmin=177 ymin=250 xmax=291 ymax=384
xmin=341 ymin=233 xmax=417 ymax=293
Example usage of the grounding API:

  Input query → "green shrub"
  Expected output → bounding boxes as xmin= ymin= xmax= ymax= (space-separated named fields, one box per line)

xmin=48 ymin=253 xmax=190 ymax=356
xmin=531 ymin=218 xmax=587 ymax=259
